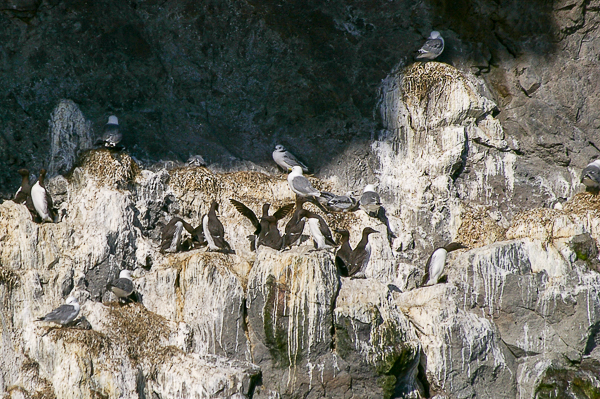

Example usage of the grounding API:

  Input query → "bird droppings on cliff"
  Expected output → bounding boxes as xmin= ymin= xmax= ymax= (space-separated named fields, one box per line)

xmin=77 ymin=149 xmax=140 ymax=188
xmin=416 ymin=31 xmax=445 ymax=60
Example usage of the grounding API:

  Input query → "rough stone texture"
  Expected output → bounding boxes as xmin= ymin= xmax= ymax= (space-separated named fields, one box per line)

xmin=47 ymin=99 xmax=93 ymax=177
xmin=2 ymin=4 xmax=600 ymax=395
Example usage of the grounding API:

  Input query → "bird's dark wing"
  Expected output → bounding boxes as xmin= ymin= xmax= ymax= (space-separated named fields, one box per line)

xmin=420 ymin=38 xmax=444 ymax=54
xmin=230 ymin=199 xmax=260 ymax=235
xmin=108 ymin=278 xmax=134 ymax=294
xmin=421 ymin=252 xmax=435 ymax=286
xmin=13 ymin=189 xmax=27 ymax=204
xmin=273 ymin=203 xmax=295 ymax=220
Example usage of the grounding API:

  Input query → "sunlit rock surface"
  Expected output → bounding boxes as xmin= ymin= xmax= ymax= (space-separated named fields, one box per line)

xmin=1 ymin=57 xmax=600 ymax=399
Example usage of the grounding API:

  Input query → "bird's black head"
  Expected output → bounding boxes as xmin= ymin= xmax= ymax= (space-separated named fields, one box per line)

xmin=445 ymin=242 xmax=467 ymax=252
xmin=262 ymin=203 xmax=271 ymax=215
xmin=210 ymin=201 xmax=219 ymax=212
xmin=363 ymin=227 xmax=378 ymax=236
xmin=334 ymin=229 xmax=350 ymax=238
xmin=17 ymin=169 xmax=29 ymax=177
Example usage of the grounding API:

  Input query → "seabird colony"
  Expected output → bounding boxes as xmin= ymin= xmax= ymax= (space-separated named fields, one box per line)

xmin=20 ymin=38 xmax=458 ymax=327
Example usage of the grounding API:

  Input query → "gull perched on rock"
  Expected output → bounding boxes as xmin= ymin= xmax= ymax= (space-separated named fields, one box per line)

xmin=359 ymin=185 xmax=382 ymax=217
xmin=288 ymin=166 xmax=320 ymax=198
xmin=36 ymin=296 xmax=80 ymax=326
xmin=319 ymin=191 xmax=359 ymax=213
xmin=273 ymin=145 xmax=309 ymax=173
xmin=107 ymin=270 xmax=135 ymax=301
xmin=422 ymin=242 xmax=467 ymax=286
xmin=580 ymin=160 xmax=600 ymax=190
xmin=96 ymin=115 xmax=122 ymax=149
xmin=416 ymin=31 xmax=445 ymax=60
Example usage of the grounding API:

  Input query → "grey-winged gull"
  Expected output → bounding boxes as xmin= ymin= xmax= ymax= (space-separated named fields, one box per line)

xmin=359 ymin=185 xmax=382 ymax=217
xmin=416 ymin=31 xmax=445 ymax=60
xmin=98 ymin=115 xmax=122 ymax=148
xmin=581 ymin=160 xmax=600 ymax=189
xmin=287 ymin=166 xmax=320 ymax=197
xmin=31 ymin=168 xmax=54 ymax=223
xmin=422 ymin=242 xmax=467 ymax=286
xmin=36 ymin=296 xmax=80 ymax=326
xmin=107 ymin=270 xmax=135 ymax=299
xmin=273 ymin=145 xmax=309 ymax=173
xmin=320 ymin=191 xmax=359 ymax=213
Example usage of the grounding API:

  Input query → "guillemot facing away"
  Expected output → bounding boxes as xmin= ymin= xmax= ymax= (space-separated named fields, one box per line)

xmin=422 ymin=242 xmax=467 ymax=286
xmin=281 ymin=196 xmax=308 ymax=250
xmin=31 ymin=169 xmax=54 ymax=223
xmin=273 ymin=145 xmax=309 ymax=173
xmin=416 ymin=31 xmax=445 ymax=60
xmin=36 ymin=296 xmax=80 ymax=326
xmin=287 ymin=166 xmax=320 ymax=198
xmin=203 ymin=200 xmax=233 ymax=253
xmin=230 ymin=199 xmax=294 ymax=250
xmin=580 ymin=160 xmax=600 ymax=190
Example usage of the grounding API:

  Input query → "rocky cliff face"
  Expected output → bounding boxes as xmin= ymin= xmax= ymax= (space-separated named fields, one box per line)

xmin=2 ymin=55 xmax=600 ymax=398
xmin=2 ymin=1 xmax=600 ymax=398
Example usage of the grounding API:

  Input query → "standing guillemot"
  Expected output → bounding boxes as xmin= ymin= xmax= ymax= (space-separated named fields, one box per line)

xmin=202 ymin=200 xmax=233 ymax=253
xmin=13 ymin=169 xmax=39 ymax=222
xmin=416 ymin=31 xmax=445 ymax=60
xmin=281 ymin=196 xmax=308 ymax=250
xmin=359 ymin=185 xmax=382 ymax=217
xmin=422 ymin=242 xmax=467 ymax=286
xmin=230 ymin=199 xmax=294 ymax=250
xmin=272 ymin=145 xmax=309 ymax=173
xmin=334 ymin=228 xmax=378 ymax=278
xmin=107 ymin=270 xmax=135 ymax=301
xmin=31 ymin=169 xmax=54 ymax=223
xmin=298 ymin=209 xmax=337 ymax=250
xmin=580 ymin=160 xmax=600 ymax=190
xmin=36 ymin=296 xmax=80 ymax=326
xmin=287 ymin=166 xmax=320 ymax=198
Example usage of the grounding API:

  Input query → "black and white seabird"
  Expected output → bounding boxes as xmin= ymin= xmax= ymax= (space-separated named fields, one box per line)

xmin=160 ymin=217 xmax=196 ymax=253
xmin=334 ymin=227 xmax=378 ymax=278
xmin=96 ymin=115 xmax=122 ymax=149
xmin=334 ymin=229 xmax=352 ymax=276
xmin=36 ymin=296 xmax=80 ymax=326
xmin=31 ymin=169 xmax=54 ymax=223
xmin=298 ymin=209 xmax=337 ymax=250
xmin=107 ymin=270 xmax=135 ymax=300
xmin=203 ymin=201 xmax=233 ymax=253
xmin=230 ymin=199 xmax=294 ymax=250
xmin=282 ymin=197 xmax=308 ymax=250
xmin=13 ymin=168 xmax=39 ymax=221
xmin=288 ymin=166 xmax=320 ymax=198
xmin=416 ymin=31 xmax=445 ymax=60
xmin=422 ymin=242 xmax=467 ymax=286
xmin=580 ymin=160 xmax=600 ymax=189
xmin=273 ymin=145 xmax=309 ymax=173
xmin=360 ymin=185 xmax=382 ymax=217
xmin=319 ymin=191 xmax=359 ymax=213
